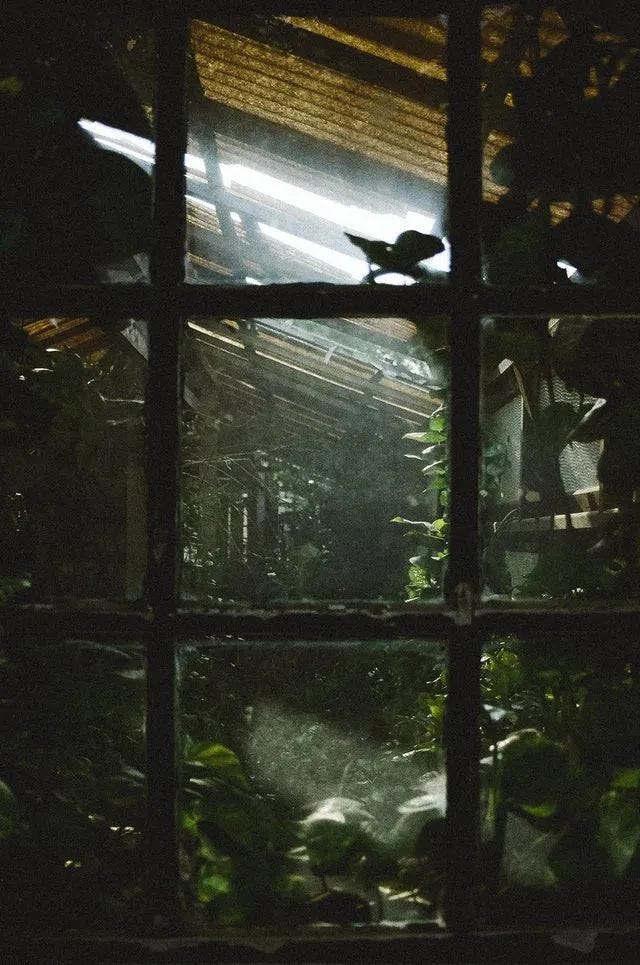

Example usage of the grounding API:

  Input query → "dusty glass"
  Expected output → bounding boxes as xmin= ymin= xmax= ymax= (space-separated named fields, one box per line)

xmin=179 ymin=638 xmax=446 ymax=929
xmin=181 ymin=314 xmax=449 ymax=605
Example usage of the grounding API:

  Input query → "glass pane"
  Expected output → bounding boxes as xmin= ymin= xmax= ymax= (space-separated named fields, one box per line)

xmin=480 ymin=633 xmax=640 ymax=927
xmin=179 ymin=638 xmax=446 ymax=929
xmin=482 ymin=5 xmax=640 ymax=287
xmin=181 ymin=315 xmax=448 ymax=605
xmin=0 ymin=316 xmax=147 ymax=602
xmin=185 ymin=16 xmax=449 ymax=284
xmin=481 ymin=315 xmax=640 ymax=603
xmin=0 ymin=634 xmax=146 ymax=936
xmin=1 ymin=5 xmax=154 ymax=284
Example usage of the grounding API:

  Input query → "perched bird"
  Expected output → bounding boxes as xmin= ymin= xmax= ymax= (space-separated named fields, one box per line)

xmin=345 ymin=230 xmax=444 ymax=282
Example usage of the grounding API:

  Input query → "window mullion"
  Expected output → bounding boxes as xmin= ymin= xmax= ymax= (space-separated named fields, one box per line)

xmin=145 ymin=0 xmax=188 ymax=929
xmin=444 ymin=0 xmax=483 ymax=933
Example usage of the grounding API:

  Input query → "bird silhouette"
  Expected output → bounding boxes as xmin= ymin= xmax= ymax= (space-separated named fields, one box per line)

xmin=345 ymin=230 xmax=444 ymax=282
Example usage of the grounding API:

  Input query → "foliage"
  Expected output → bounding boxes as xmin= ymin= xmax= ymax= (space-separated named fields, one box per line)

xmin=0 ymin=0 xmax=151 ymax=282
xmin=180 ymin=738 xmax=305 ymax=926
xmin=479 ymin=635 xmax=640 ymax=925
xmin=0 ymin=634 xmax=146 ymax=935
xmin=393 ymin=405 xmax=511 ymax=600
xmin=0 ymin=339 xmax=145 ymax=600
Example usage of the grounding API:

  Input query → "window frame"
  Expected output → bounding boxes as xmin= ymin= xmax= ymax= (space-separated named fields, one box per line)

xmin=4 ymin=0 xmax=640 ymax=956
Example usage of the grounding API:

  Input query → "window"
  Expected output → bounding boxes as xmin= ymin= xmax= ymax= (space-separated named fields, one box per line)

xmin=3 ymin=2 xmax=640 ymax=958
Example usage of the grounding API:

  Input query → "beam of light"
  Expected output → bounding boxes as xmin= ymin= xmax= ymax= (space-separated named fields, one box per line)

xmin=187 ymin=320 xmax=245 ymax=348
xmin=218 ymin=162 xmax=435 ymax=240
xmin=78 ymin=119 xmax=205 ymax=176
xmin=557 ymin=259 xmax=579 ymax=278
xmin=79 ymin=120 xmax=441 ymax=280
xmin=258 ymin=222 xmax=368 ymax=278
xmin=427 ymin=236 xmax=451 ymax=272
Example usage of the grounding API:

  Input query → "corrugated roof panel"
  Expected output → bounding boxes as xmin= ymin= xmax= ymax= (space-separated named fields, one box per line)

xmin=191 ymin=20 xmax=449 ymax=185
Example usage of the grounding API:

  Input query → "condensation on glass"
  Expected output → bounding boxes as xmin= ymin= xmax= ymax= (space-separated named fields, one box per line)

xmin=481 ymin=5 xmax=640 ymax=287
xmin=180 ymin=315 xmax=449 ymax=605
xmin=480 ymin=315 xmax=640 ymax=604
xmin=0 ymin=8 xmax=154 ymax=285
xmin=0 ymin=634 xmax=146 ymax=937
xmin=0 ymin=317 xmax=148 ymax=602
xmin=178 ymin=638 xmax=446 ymax=929
xmin=184 ymin=16 xmax=449 ymax=284
xmin=479 ymin=633 xmax=640 ymax=927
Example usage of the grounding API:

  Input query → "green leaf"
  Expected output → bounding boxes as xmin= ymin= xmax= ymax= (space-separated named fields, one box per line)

xmin=428 ymin=475 xmax=448 ymax=492
xmin=421 ymin=459 xmax=446 ymax=473
xmin=197 ymin=869 xmax=232 ymax=901
xmin=408 ymin=564 xmax=430 ymax=589
xmin=0 ymin=75 xmax=23 ymax=96
xmin=498 ymin=729 xmax=568 ymax=809
xmin=390 ymin=517 xmax=434 ymax=529
xmin=612 ymin=768 xmax=640 ymax=790
xmin=301 ymin=798 xmax=377 ymax=875
xmin=186 ymin=742 xmax=248 ymax=788
xmin=519 ymin=801 xmax=557 ymax=819
xmin=598 ymin=790 xmax=640 ymax=877
xmin=403 ymin=430 xmax=446 ymax=444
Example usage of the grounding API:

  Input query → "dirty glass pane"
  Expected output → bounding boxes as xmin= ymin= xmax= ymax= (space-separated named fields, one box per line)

xmin=179 ymin=638 xmax=446 ymax=930
xmin=480 ymin=316 xmax=640 ymax=604
xmin=181 ymin=315 xmax=449 ymax=605
xmin=481 ymin=5 xmax=640 ymax=287
xmin=1 ymin=3 xmax=154 ymax=284
xmin=185 ymin=16 xmax=449 ymax=284
xmin=480 ymin=633 xmax=640 ymax=927
xmin=0 ymin=634 xmax=146 ymax=937
xmin=0 ymin=317 xmax=147 ymax=602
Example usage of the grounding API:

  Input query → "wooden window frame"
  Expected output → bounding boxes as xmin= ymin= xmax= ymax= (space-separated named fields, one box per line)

xmin=4 ymin=2 xmax=640 ymax=959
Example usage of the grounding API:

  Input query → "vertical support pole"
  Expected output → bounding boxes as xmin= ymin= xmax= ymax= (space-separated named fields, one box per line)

xmin=145 ymin=0 xmax=187 ymax=929
xmin=444 ymin=0 xmax=483 ymax=933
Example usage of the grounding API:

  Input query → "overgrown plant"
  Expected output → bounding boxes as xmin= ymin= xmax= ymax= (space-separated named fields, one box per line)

xmin=392 ymin=405 xmax=511 ymax=600
xmin=478 ymin=635 xmax=640 ymax=925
